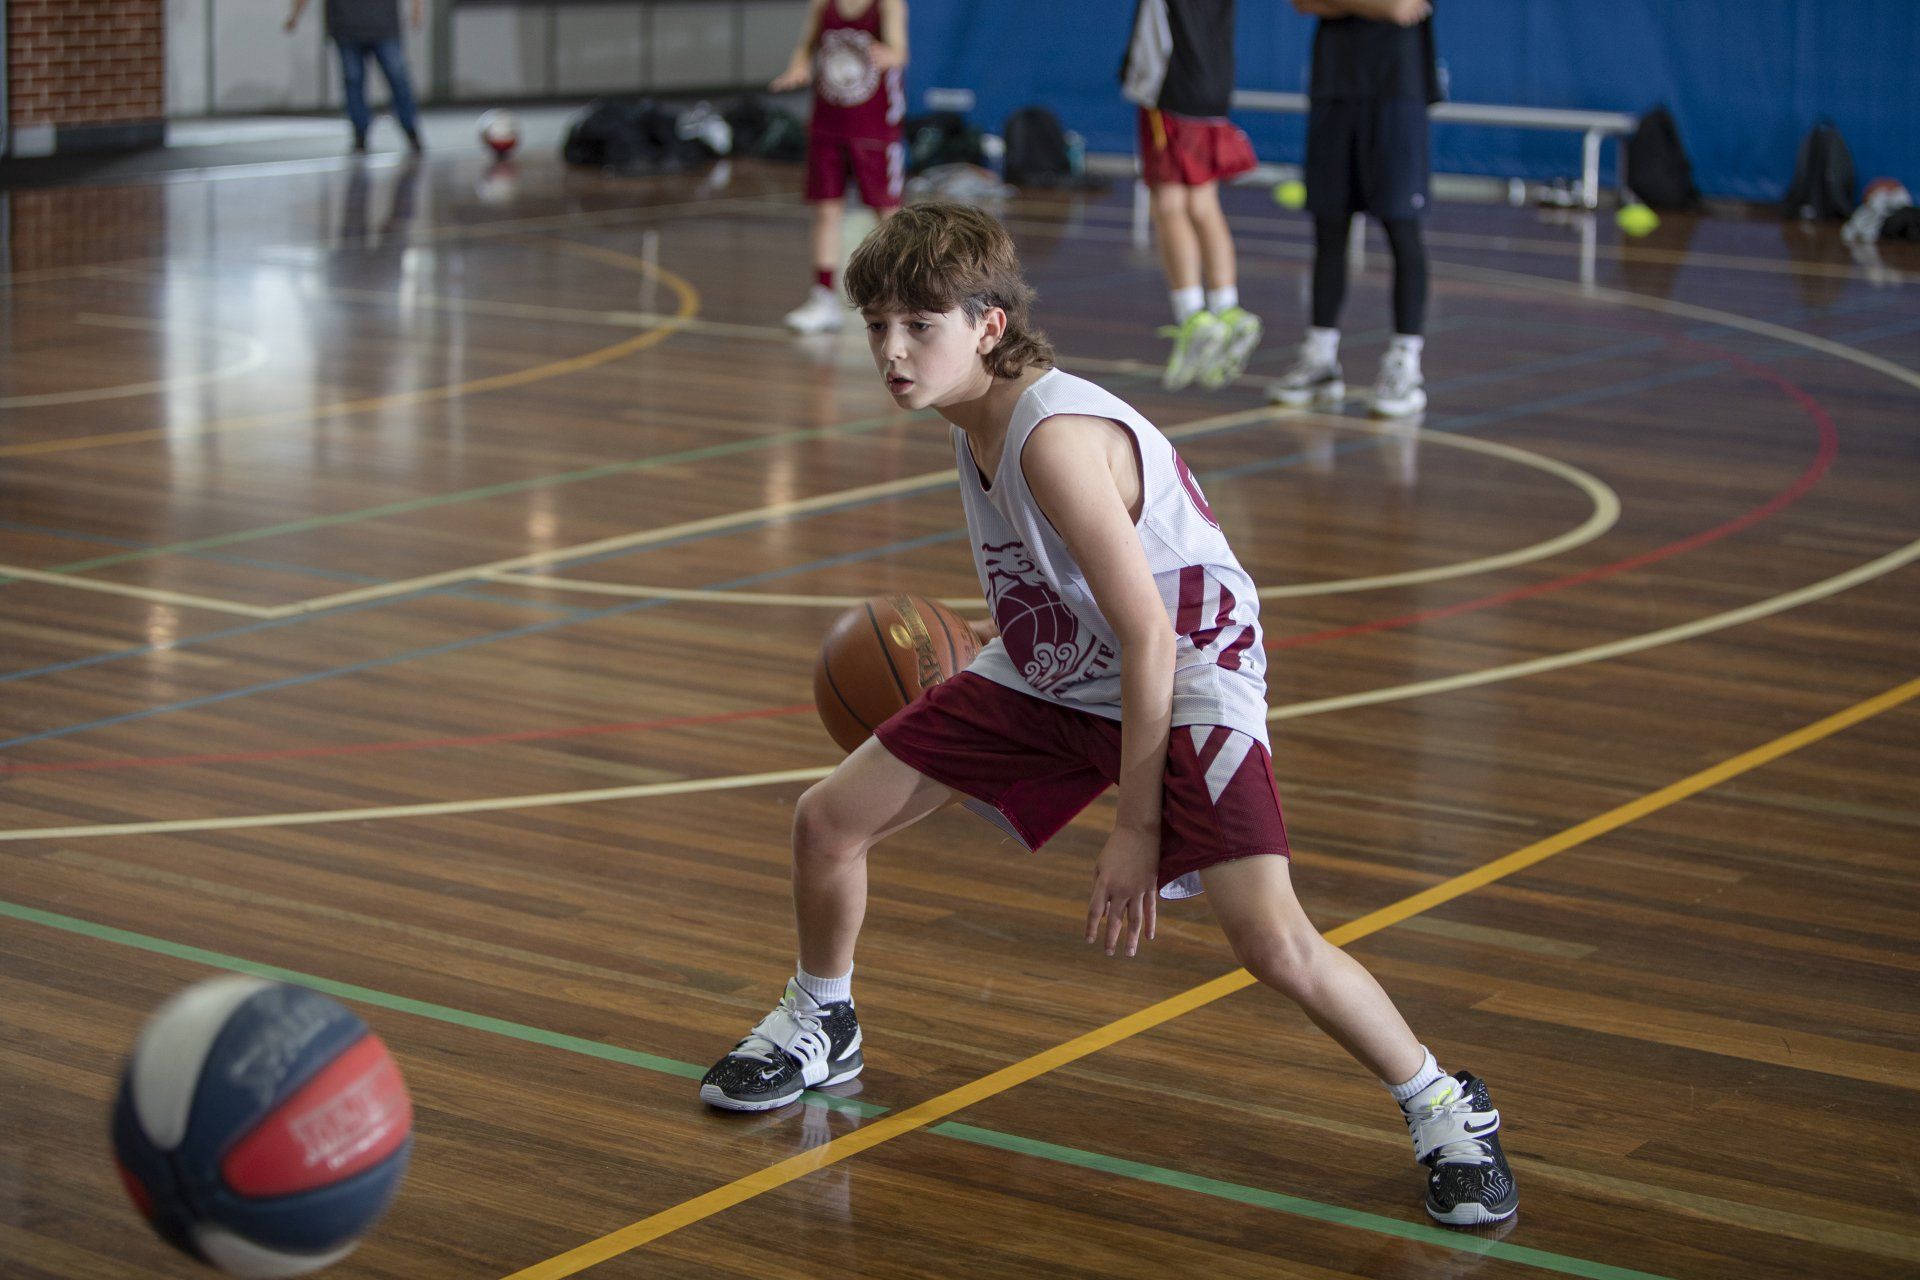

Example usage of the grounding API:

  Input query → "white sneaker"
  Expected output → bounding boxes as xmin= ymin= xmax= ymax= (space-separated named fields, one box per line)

xmin=784 ymin=285 xmax=844 ymax=334
xmin=1268 ymin=347 xmax=1344 ymax=407
xmin=1372 ymin=349 xmax=1427 ymax=417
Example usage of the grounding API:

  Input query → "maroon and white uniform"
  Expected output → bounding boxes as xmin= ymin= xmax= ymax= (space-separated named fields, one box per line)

xmin=804 ymin=0 xmax=905 ymax=209
xmin=875 ymin=370 xmax=1288 ymax=898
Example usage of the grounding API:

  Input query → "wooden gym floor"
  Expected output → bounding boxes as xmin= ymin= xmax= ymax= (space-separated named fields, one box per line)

xmin=2 ymin=146 xmax=1917 ymax=1280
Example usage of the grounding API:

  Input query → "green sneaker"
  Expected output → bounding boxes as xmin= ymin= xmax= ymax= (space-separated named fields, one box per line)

xmin=1158 ymin=310 xmax=1228 ymax=390
xmin=1201 ymin=306 xmax=1263 ymax=389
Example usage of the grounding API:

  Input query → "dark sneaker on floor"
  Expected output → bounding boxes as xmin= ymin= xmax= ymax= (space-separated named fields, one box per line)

xmin=699 ymin=979 xmax=864 ymax=1112
xmin=1403 ymin=1071 xmax=1519 ymax=1226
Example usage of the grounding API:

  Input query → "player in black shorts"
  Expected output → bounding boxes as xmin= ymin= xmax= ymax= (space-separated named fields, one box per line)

xmin=1271 ymin=0 xmax=1437 ymax=417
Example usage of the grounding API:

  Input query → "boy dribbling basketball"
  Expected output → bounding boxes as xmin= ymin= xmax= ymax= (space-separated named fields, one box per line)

xmin=699 ymin=202 xmax=1518 ymax=1227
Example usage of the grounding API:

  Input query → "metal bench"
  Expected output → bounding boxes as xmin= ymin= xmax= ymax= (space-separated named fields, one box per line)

xmin=1132 ymin=91 xmax=1636 ymax=244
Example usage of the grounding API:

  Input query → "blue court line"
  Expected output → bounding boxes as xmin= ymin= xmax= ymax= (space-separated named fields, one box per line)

xmin=4 ymin=308 xmax=1914 ymax=753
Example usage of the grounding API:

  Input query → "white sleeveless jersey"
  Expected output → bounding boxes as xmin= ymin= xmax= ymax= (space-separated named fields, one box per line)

xmin=958 ymin=369 xmax=1270 ymax=748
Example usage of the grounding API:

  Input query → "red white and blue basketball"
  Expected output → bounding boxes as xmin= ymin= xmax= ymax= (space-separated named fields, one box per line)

xmin=110 ymin=976 xmax=413 ymax=1276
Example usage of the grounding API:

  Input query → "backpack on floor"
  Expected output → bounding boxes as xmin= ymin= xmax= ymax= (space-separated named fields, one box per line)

xmin=563 ymin=99 xmax=709 ymax=173
xmin=1782 ymin=120 xmax=1857 ymax=220
xmin=1626 ymin=106 xmax=1704 ymax=212
xmin=903 ymin=111 xmax=985 ymax=173
xmin=1002 ymin=106 xmax=1073 ymax=187
xmin=724 ymin=96 xmax=807 ymax=163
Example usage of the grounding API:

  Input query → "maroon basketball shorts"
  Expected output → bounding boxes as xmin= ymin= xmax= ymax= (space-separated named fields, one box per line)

xmin=873 ymin=672 xmax=1290 ymax=898
xmin=1137 ymin=108 xmax=1258 ymax=188
xmin=805 ymin=128 xmax=904 ymax=209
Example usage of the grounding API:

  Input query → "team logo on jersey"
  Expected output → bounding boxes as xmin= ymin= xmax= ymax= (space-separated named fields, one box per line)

xmin=982 ymin=541 xmax=1115 ymax=693
xmin=816 ymin=29 xmax=880 ymax=108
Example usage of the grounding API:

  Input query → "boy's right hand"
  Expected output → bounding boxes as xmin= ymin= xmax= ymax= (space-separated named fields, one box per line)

xmin=770 ymin=61 xmax=810 ymax=93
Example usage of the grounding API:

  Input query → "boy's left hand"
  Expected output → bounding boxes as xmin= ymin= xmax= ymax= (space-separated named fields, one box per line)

xmin=1086 ymin=827 xmax=1160 ymax=957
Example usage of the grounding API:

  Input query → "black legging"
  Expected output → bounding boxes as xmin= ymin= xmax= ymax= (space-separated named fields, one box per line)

xmin=1311 ymin=214 xmax=1429 ymax=337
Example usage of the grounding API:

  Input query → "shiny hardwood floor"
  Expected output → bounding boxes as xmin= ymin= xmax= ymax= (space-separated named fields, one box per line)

xmin=2 ymin=146 xmax=1917 ymax=1280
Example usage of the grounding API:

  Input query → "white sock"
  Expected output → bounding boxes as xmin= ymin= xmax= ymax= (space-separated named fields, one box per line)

xmin=1388 ymin=333 xmax=1424 ymax=362
xmin=1387 ymin=1047 xmax=1447 ymax=1108
xmin=1206 ymin=285 xmax=1239 ymax=314
xmin=1170 ymin=285 xmax=1206 ymax=323
xmin=1304 ymin=325 xmax=1340 ymax=364
xmin=794 ymin=964 xmax=852 ymax=1006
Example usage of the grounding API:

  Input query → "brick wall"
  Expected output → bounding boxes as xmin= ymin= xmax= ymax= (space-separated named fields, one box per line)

xmin=7 ymin=0 xmax=165 ymax=129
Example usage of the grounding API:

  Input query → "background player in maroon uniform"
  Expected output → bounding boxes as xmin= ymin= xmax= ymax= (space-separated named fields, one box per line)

xmin=772 ymin=0 xmax=909 ymax=333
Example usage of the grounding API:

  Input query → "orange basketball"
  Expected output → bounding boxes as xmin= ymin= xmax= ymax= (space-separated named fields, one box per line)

xmin=812 ymin=594 xmax=982 ymax=752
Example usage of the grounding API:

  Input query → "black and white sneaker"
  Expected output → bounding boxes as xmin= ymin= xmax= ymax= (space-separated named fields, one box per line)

xmin=1403 ymin=1071 xmax=1519 ymax=1226
xmin=699 ymin=979 xmax=864 ymax=1112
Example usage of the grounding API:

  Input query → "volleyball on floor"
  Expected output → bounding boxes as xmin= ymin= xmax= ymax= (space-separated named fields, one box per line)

xmin=111 ymin=976 xmax=413 ymax=1277
xmin=478 ymin=108 xmax=520 ymax=158
xmin=813 ymin=594 xmax=980 ymax=751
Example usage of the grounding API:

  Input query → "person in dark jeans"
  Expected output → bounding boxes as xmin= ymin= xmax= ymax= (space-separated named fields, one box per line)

xmin=285 ymin=0 xmax=425 ymax=154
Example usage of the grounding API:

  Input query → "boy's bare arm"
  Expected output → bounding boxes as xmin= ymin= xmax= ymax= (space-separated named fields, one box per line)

xmin=873 ymin=0 xmax=909 ymax=71
xmin=771 ymin=0 xmax=831 ymax=91
xmin=1023 ymin=414 xmax=1174 ymax=957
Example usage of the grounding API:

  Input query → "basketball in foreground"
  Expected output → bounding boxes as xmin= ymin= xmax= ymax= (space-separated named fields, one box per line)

xmin=111 ymin=976 xmax=413 ymax=1276
xmin=812 ymin=594 xmax=981 ymax=751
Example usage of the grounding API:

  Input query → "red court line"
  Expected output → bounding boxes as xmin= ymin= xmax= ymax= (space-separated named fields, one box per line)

xmin=1267 ymin=340 xmax=1839 ymax=652
xmin=2 ymin=345 xmax=1837 ymax=778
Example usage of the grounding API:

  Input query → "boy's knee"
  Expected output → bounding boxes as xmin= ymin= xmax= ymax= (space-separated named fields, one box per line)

xmin=1229 ymin=925 xmax=1322 ymax=988
xmin=792 ymin=782 xmax=866 ymax=866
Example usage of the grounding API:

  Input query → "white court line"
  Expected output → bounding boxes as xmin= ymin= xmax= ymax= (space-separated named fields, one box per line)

xmin=261 ymin=405 xmax=1285 ymax=616
xmin=0 ymin=315 xmax=271 ymax=410
xmin=0 ymin=562 xmax=276 ymax=617
xmin=0 ymin=768 xmax=832 ymax=842
xmin=4 ymin=537 xmax=1912 ymax=842
xmin=1267 ymin=537 xmax=1920 ymax=722
xmin=486 ymin=419 xmax=1622 ymax=608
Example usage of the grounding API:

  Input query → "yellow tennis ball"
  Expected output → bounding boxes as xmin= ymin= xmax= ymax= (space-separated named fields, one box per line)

xmin=1616 ymin=203 xmax=1660 ymax=237
xmin=1273 ymin=179 xmax=1307 ymax=210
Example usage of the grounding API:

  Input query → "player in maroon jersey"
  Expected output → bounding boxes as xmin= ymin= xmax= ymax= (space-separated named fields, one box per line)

xmin=771 ymin=0 xmax=909 ymax=333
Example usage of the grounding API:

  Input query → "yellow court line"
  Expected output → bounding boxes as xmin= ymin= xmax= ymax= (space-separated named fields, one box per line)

xmin=503 ymin=674 xmax=1920 ymax=1279
xmin=0 ymin=250 xmax=699 ymax=460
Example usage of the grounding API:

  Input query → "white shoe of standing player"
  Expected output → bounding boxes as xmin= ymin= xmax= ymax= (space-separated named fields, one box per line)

xmin=784 ymin=285 xmax=845 ymax=334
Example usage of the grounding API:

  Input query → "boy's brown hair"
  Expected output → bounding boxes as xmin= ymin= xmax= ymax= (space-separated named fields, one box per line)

xmin=844 ymin=202 xmax=1055 ymax=378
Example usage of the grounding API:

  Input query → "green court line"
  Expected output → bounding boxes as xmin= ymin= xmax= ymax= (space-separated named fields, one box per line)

xmin=0 ymin=897 xmax=1667 ymax=1278
xmin=932 ymin=1123 xmax=1670 ymax=1280
xmin=31 ymin=412 xmax=915 ymax=577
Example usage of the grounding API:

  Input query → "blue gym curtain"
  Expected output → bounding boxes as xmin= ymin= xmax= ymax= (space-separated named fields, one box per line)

xmin=907 ymin=0 xmax=1918 ymax=201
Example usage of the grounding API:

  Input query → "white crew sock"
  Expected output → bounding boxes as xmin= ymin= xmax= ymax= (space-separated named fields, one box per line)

xmin=1206 ymin=285 xmax=1239 ymax=314
xmin=1304 ymin=325 xmax=1340 ymax=364
xmin=1387 ymin=1046 xmax=1447 ymax=1108
xmin=1170 ymin=285 xmax=1206 ymax=323
xmin=794 ymin=964 xmax=852 ymax=1006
